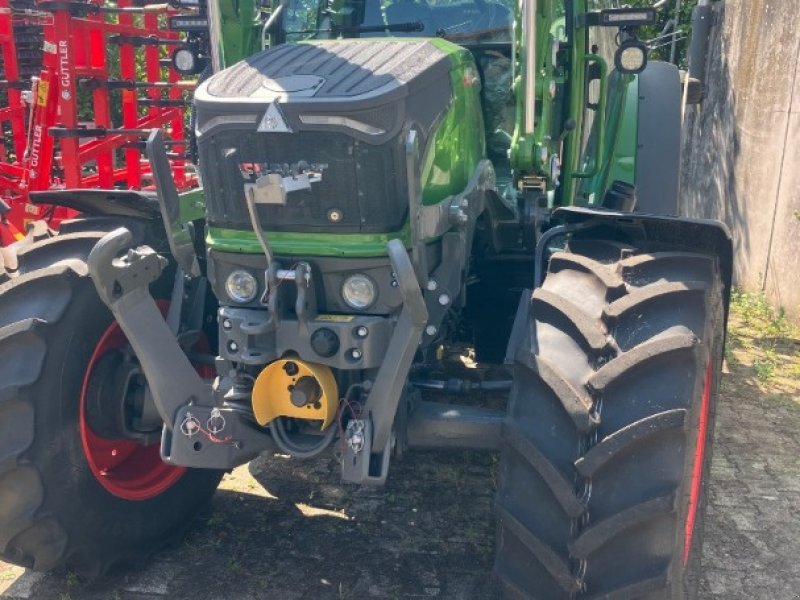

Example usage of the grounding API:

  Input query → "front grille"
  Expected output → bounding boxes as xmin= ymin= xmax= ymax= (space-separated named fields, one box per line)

xmin=200 ymin=129 xmax=407 ymax=234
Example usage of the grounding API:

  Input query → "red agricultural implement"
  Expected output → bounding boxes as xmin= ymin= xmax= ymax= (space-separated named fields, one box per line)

xmin=0 ymin=0 xmax=199 ymax=244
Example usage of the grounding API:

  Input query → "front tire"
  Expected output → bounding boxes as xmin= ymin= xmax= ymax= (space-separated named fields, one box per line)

xmin=494 ymin=237 xmax=724 ymax=598
xmin=0 ymin=218 xmax=222 ymax=576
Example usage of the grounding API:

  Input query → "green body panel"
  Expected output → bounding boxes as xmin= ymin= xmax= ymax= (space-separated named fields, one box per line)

xmin=217 ymin=0 xmax=261 ymax=68
xmin=593 ymin=74 xmax=639 ymax=199
xmin=561 ymin=0 xmax=643 ymax=205
xmin=179 ymin=188 xmax=206 ymax=222
xmin=571 ymin=53 xmax=609 ymax=181
xmin=503 ymin=0 xmax=642 ymax=205
xmin=422 ymin=39 xmax=485 ymax=207
xmin=207 ymin=226 xmax=411 ymax=257
xmin=575 ymin=72 xmax=639 ymax=204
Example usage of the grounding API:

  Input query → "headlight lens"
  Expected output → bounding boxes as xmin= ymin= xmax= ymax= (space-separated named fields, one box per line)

xmin=225 ymin=270 xmax=258 ymax=303
xmin=341 ymin=273 xmax=376 ymax=310
xmin=619 ymin=46 xmax=645 ymax=71
xmin=172 ymin=48 xmax=197 ymax=74
xmin=614 ymin=41 xmax=648 ymax=74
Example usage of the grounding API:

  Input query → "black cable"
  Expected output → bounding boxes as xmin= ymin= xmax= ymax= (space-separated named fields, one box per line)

xmin=269 ymin=416 xmax=336 ymax=459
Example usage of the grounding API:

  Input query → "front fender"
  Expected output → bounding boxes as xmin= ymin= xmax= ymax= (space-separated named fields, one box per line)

xmin=551 ymin=206 xmax=733 ymax=326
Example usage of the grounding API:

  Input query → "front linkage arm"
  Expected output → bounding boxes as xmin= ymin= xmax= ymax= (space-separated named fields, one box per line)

xmin=88 ymin=228 xmax=210 ymax=427
xmin=88 ymin=229 xmax=274 ymax=469
xmin=86 ymin=130 xmax=277 ymax=470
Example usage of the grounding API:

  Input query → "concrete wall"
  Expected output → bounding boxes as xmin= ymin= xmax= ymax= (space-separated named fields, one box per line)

xmin=680 ymin=0 xmax=800 ymax=318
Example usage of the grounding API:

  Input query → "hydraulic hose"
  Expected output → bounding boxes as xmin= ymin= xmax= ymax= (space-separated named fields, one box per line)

xmin=409 ymin=378 xmax=513 ymax=395
xmin=268 ymin=416 xmax=337 ymax=459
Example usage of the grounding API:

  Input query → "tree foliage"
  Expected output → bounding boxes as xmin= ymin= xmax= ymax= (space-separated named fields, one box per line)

xmin=629 ymin=0 xmax=695 ymax=68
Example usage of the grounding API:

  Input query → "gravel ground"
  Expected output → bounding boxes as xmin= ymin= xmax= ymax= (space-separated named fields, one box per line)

xmin=1 ymin=301 xmax=798 ymax=599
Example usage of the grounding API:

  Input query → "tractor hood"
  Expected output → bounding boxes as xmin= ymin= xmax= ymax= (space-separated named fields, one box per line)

xmin=194 ymin=40 xmax=453 ymax=145
xmin=193 ymin=40 xmax=458 ymax=236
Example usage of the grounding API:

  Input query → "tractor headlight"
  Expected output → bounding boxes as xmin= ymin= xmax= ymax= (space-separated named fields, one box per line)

xmin=171 ymin=47 xmax=207 ymax=75
xmin=341 ymin=274 xmax=376 ymax=310
xmin=225 ymin=270 xmax=258 ymax=303
xmin=614 ymin=40 xmax=648 ymax=75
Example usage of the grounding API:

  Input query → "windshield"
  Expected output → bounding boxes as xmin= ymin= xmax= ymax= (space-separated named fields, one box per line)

xmin=283 ymin=0 xmax=514 ymax=44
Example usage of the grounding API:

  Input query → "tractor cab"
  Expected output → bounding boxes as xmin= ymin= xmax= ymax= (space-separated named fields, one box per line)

xmin=279 ymin=0 xmax=517 ymax=161
xmin=280 ymin=0 xmax=514 ymax=41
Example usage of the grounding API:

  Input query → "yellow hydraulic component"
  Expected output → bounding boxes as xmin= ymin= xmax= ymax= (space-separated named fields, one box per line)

xmin=252 ymin=358 xmax=338 ymax=430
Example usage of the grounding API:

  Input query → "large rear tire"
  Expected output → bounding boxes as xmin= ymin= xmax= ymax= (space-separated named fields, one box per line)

xmin=0 ymin=218 xmax=222 ymax=576
xmin=494 ymin=237 xmax=724 ymax=598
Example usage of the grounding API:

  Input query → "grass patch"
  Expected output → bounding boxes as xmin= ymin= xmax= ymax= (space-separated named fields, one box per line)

xmin=726 ymin=290 xmax=799 ymax=400
xmin=730 ymin=289 xmax=794 ymax=338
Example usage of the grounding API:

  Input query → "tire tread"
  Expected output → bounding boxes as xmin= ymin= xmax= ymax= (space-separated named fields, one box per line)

xmin=494 ymin=244 xmax=723 ymax=598
xmin=0 ymin=218 xmax=222 ymax=576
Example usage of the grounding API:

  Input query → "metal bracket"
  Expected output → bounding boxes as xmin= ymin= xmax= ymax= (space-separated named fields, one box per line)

xmin=87 ymin=228 xmax=213 ymax=429
xmin=365 ymin=241 xmax=428 ymax=449
xmin=293 ymin=261 xmax=316 ymax=324
xmin=340 ymin=241 xmax=426 ymax=485
xmin=340 ymin=417 xmax=392 ymax=486
xmin=504 ymin=288 xmax=532 ymax=365
xmin=405 ymin=130 xmax=428 ymax=286
xmin=145 ymin=129 xmax=201 ymax=278
xmin=161 ymin=404 xmax=275 ymax=469
xmin=167 ymin=266 xmax=208 ymax=339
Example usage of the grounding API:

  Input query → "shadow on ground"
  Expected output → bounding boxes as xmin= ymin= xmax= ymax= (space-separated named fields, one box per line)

xmin=1 ymin=303 xmax=798 ymax=599
xmin=1 ymin=450 xmax=499 ymax=600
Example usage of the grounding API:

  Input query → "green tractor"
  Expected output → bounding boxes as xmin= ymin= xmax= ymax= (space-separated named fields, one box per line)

xmin=0 ymin=0 xmax=730 ymax=597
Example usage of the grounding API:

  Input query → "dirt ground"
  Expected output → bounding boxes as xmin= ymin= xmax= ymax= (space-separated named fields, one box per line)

xmin=1 ymin=292 xmax=798 ymax=600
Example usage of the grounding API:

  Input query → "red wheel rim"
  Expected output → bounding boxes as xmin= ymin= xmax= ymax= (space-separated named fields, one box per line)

xmin=79 ymin=305 xmax=210 ymax=501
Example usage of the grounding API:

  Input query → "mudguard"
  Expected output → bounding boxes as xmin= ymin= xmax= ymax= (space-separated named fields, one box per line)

xmin=635 ymin=61 xmax=682 ymax=216
xmin=550 ymin=206 xmax=733 ymax=324
xmin=29 ymin=189 xmax=161 ymax=219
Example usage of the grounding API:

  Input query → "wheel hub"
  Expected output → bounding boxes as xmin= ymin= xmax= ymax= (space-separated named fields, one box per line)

xmin=84 ymin=348 xmax=160 ymax=445
xmin=79 ymin=311 xmax=186 ymax=501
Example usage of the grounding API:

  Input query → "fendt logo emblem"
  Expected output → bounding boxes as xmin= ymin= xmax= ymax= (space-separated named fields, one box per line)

xmin=257 ymin=103 xmax=292 ymax=133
